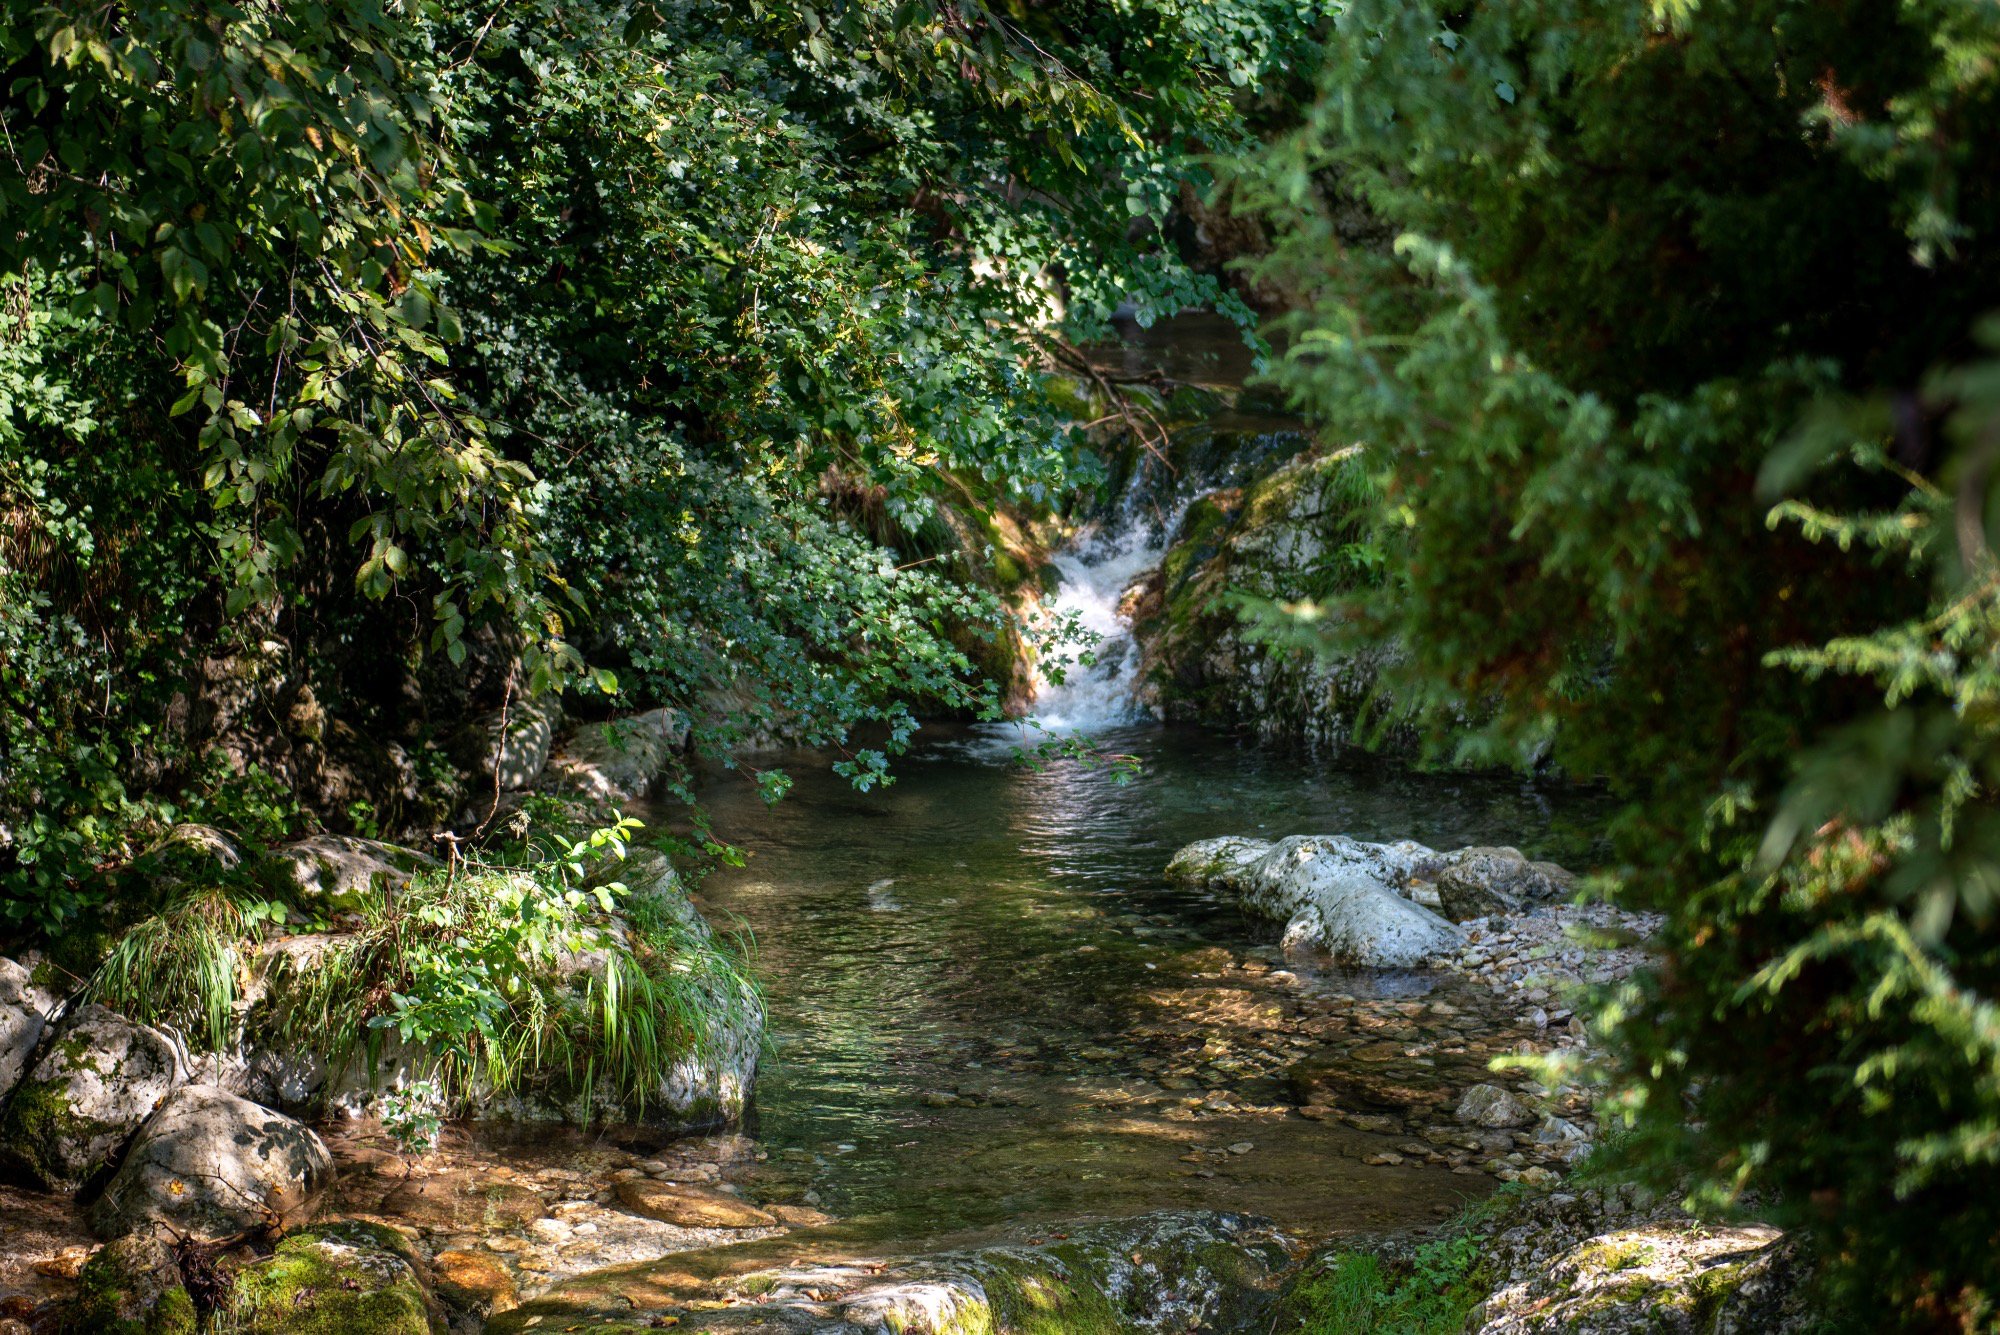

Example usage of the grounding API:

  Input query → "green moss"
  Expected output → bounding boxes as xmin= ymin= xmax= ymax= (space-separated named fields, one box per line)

xmin=212 ymin=1222 xmax=437 ymax=1335
xmin=1159 ymin=494 xmax=1236 ymax=596
xmin=0 ymin=1077 xmax=93 ymax=1187
xmin=62 ymin=1241 xmax=196 ymax=1335
xmin=977 ymin=1254 xmax=1119 ymax=1335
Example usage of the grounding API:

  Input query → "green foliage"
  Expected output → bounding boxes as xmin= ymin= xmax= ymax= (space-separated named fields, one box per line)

xmin=0 ymin=0 xmax=1304 ymax=930
xmin=1242 ymin=0 xmax=2000 ymax=1320
xmin=376 ymin=1079 xmax=446 ymax=1158
xmin=266 ymin=818 xmax=760 ymax=1114
xmin=86 ymin=886 xmax=286 ymax=1053
xmin=1284 ymin=1236 xmax=1488 ymax=1335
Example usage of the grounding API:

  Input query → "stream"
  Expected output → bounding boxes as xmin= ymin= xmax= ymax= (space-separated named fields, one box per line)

xmin=674 ymin=726 xmax=1601 ymax=1248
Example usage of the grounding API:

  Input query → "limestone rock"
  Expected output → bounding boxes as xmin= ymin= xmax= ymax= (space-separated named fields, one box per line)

xmin=541 ymin=708 xmax=690 ymax=804
xmin=1471 ymin=1224 xmax=1812 ymax=1334
xmin=91 ymin=1085 xmax=331 ymax=1240
xmin=142 ymin=822 xmax=245 ymax=877
xmin=432 ymin=1248 xmax=518 ymax=1318
xmin=0 ymin=1004 xmax=188 ymax=1192
xmin=491 ymin=1211 xmax=1287 ymax=1335
xmin=259 ymin=835 xmax=436 ymax=917
xmin=1164 ymin=836 xmax=1273 ymax=888
xmin=1415 ymin=846 xmax=1576 ymax=921
xmin=0 ymin=957 xmax=58 ymax=1103
xmin=217 ymin=1219 xmax=443 ymax=1335
xmin=1170 ymin=834 xmax=1459 ymax=967
xmin=1456 ymin=1083 xmax=1536 ymax=1129
xmin=612 ymin=1179 xmax=775 ymax=1229
xmin=459 ymin=693 xmax=563 ymax=793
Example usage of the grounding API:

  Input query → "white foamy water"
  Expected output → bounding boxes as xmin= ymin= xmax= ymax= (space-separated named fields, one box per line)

xmin=1024 ymin=509 xmax=1176 ymax=731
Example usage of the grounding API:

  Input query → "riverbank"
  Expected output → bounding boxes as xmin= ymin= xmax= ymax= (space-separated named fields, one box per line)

xmin=0 ymin=730 xmax=1818 ymax=1333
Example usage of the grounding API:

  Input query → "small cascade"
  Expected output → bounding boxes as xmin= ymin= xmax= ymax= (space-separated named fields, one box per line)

xmin=1025 ymin=497 xmax=1182 ymax=731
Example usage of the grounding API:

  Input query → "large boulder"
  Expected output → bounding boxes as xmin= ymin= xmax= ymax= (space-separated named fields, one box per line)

xmin=216 ymin=1219 xmax=444 ymax=1335
xmin=91 ymin=1085 xmax=332 ymax=1240
xmin=0 ymin=1004 xmax=188 ymax=1192
xmin=1170 ymin=835 xmax=1460 ymax=968
xmin=260 ymin=835 xmax=436 ymax=918
xmin=1470 ymin=1224 xmax=1812 ymax=1334
xmin=0 ymin=957 xmax=59 ymax=1102
xmin=1163 ymin=836 xmax=1273 ymax=889
xmin=541 ymin=708 xmax=689 ymax=804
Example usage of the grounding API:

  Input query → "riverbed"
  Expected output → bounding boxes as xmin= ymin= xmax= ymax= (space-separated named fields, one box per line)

xmin=668 ymin=723 xmax=1604 ymax=1248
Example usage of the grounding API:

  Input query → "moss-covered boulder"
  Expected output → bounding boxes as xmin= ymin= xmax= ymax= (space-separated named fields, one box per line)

xmin=1468 ymin=1223 xmax=1813 ymax=1334
xmin=259 ymin=835 xmax=436 ymax=918
xmin=0 ymin=1004 xmax=189 ymax=1192
xmin=1137 ymin=446 xmax=1405 ymax=752
xmin=59 ymin=1229 xmax=197 ymax=1335
xmin=213 ymin=1220 xmax=443 ymax=1335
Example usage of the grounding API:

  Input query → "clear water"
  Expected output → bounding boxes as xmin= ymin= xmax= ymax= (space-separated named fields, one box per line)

xmin=673 ymin=725 xmax=1605 ymax=1245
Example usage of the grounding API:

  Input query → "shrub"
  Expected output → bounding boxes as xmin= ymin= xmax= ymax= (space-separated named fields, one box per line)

xmin=1241 ymin=0 xmax=2000 ymax=1320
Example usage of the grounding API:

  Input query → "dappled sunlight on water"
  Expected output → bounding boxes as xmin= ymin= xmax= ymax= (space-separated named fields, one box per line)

xmin=660 ymin=726 xmax=1606 ymax=1243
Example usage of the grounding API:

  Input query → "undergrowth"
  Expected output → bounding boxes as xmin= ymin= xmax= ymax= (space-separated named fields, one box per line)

xmin=80 ymin=818 xmax=759 ymax=1117
xmin=86 ymin=887 xmax=286 ymax=1053
xmin=1285 ymin=1233 xmax=1489 ymax=1335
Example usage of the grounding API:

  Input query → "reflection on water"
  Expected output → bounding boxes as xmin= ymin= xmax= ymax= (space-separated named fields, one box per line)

xmin=663 ymin=725 xmax=1605 ymax=1242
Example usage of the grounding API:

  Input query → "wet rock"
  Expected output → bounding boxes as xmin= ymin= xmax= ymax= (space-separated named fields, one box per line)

xmin=1286 ymin=1056 xmax=1453 ymax=1118
xmin=1457 ymin=1084 xmax=1536 ymax=1129
xmin=490 ymin=1211 xmax=1288 ymax=1335
xmin=541 ymin=708 xmax=689 ymax=804
xmin=0 ymin=1004 xmax=188 ymax=1192
xmin=378 ymin=1174 xmax=546 ymax=1232
xmin=259 ymin=835 xmax=436 ymax=917
xmin=432 ymin=1248 xmax=517 ymax=1318
xmin=215 ymin=1219 xmax=444 ymax=1335
xmin=91 ymin=1085 xmax=331 ymax=1240
xmin=613 ymin=1179 xmax=776 ymax=1229
xmin=1171 ymin=835 xmax=1461 ymax=967
xmin=62 ymin=1228 xmax=196 ymax=1335
xmin=0 ymin=958 xmax=57 ymax=1101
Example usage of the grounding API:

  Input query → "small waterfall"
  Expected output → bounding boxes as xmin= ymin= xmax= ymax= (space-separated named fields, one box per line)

xmin=1025 ymin=503 xmax=1178 ymax=731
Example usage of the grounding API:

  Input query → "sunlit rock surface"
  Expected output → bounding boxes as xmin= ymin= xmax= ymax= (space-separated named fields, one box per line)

xmin=490 ymin=1212 xmax=1289 ymax=1335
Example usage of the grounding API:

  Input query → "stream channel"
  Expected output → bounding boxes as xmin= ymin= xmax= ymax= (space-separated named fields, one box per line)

xmin=500 ymin=318 xmax=1609 ymax=1327
xmin=678 ymin=728 xmax=1600 ymax=1249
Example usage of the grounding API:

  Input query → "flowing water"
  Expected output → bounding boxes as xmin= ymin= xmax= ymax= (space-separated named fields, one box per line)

xmin=678 ymin=727 xmax=1604 ymax=1248
xmin=646 ymin=314 xmax=1607 ymax=1251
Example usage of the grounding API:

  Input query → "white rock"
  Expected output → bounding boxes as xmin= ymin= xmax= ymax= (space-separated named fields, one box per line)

xmin=541 ymin=708 xmax=690 ymax=804
xmin=92 ymin=1085 xmax=332 ymax=1240
xmin=0 ymin=957 xmax=58 ymax=1100
xmin=1171 ymin=834 xmax=1461 ymax=967
xmin=0 ymin=1004 xmax=189 ymax=1191
xmin=1456 ymin=1083 xmax=1536 ymax=1129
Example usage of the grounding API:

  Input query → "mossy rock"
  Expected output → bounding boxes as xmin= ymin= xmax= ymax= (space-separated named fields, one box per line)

xmin=0 ymin=1004 xmax=189 ymax=1193
xmin=58 ymin=1231 xmax=197 ymax=1335
xmin=212 ymin=1220 xmax=442 ymax=1335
